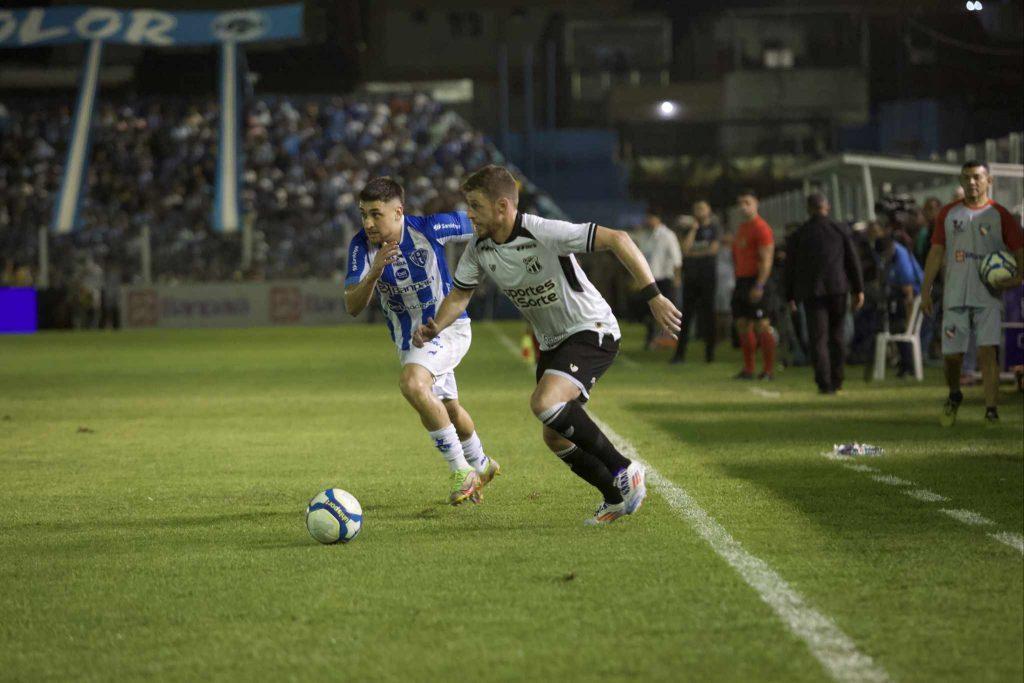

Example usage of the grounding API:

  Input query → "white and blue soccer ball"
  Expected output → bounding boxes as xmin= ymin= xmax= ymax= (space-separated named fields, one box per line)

xmin=306 ymin=488 xmax=363 ymax=544
xmin=980 ymin=250 xmax=1018 ymax=288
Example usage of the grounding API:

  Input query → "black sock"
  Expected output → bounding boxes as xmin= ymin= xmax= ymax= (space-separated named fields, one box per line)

xmin=541 ymin=400 xmax=631 ymax=473
xmin=556 ymin=446 xmax=623 ymax=504
xmin=985 ymin=406 xmax=998 ymax=417
xmin=949 ymin=390 xmax=963 ymax=405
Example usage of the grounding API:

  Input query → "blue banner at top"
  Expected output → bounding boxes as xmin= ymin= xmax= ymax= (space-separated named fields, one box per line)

xmin=0 ymin=4 xmax=303 ymax=48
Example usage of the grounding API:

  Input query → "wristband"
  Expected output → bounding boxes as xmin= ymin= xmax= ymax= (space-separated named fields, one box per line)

xmin=640 ymin=283 xmax=661 ymax=301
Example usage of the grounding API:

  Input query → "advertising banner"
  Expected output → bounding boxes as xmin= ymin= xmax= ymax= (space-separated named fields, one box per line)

xmin=0 ymin=4 xmax=304 ymax=48
xmin=121 ymin=281 xmax=368 ymax=329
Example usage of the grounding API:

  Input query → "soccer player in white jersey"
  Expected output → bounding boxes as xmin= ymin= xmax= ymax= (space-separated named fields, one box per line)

xmin=344 ymin=177 xmax=500 ymax=505
xmin=921 ymin=161 xmax=1023 ymax=426
xmin=413 ymin=165 xmax=682 ymax=525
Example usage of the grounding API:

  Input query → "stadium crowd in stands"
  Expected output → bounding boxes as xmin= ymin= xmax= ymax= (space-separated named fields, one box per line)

xmin=0 ymin=93 xmax=559 ymax=297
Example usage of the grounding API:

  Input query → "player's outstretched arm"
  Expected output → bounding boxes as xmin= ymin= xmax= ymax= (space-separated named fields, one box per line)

xmin=412 ymin=286 xmax=474 ymax=347
xmin=594 ymin=226 xmax=682 ymax=338
xmin=344 ymin=241 xmax=400 ymax=316
xmin=920 ymin=244 xmax=944 ymax=316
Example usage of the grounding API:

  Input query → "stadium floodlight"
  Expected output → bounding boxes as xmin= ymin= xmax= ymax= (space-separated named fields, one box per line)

xmin=658 ymin=100 xmax=677 ymax=117
xmin=965 ymin=1 xmax=983 ymax=10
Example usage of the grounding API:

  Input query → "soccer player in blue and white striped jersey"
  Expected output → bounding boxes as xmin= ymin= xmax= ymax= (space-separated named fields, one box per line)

xmin=344 ymin=177 xmax=499 ymax=505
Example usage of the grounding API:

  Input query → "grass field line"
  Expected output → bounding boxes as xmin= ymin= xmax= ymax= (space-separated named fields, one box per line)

xmin=824 ymin=457 xmax=1024 ymax=556
xmin=484 ymin=324 xmax=891 ymax=683
xmin=988 ymin=532 xmax=1024 ymax=553
xmin=749 ymin=387 xmax=782 ymax=399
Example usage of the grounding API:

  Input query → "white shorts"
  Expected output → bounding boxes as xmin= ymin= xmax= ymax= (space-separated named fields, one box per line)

xmin=941 ymin=306 xmax=1002 ymax=355
xmin=398 ymin=320 xmax=472 ymax=400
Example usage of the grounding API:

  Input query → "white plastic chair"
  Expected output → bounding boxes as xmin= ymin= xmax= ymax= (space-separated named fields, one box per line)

xmin=873 ymin=296 xmax=924 ymax=381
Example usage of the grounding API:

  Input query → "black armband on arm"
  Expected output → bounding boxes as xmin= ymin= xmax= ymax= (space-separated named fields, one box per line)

xmin=640 ymin=282 xmax=661 ymax=302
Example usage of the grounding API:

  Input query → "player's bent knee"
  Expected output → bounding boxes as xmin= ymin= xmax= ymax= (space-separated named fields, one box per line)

xmin=530 ymin=389 xmax=559 ymax=417
xmin=398 ymin=371 xmax=432 ymax=403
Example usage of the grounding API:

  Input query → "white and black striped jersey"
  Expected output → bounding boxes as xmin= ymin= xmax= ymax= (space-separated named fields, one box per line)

xmin=453 ymin=212 xmax=620 ymax=350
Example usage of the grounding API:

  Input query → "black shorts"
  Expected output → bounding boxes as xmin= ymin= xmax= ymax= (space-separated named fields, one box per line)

xmin=535 ymin=330 xmax=619 ymax=404
xmin=731 ymin=276 xmax=773 ymax=321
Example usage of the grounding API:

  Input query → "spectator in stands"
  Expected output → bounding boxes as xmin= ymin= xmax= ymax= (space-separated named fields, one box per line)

xmin=785 ymin=194 xmax=864 ymax=394
xmin=634 ymin=212 xmax=682 ymax=350
xmin=0 ymin=94 xmax=559 ymax=289
xmin=672 ymin=200 xmax=720 ymax=364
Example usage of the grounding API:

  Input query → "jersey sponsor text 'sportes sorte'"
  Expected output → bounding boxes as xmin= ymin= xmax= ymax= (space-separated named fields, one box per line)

xmin=452 ymin=212 xmax=620 ymax=350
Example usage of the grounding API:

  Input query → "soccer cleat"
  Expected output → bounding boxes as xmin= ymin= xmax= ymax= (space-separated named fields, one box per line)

xmin=940 ymin=398 xmax=961 ymax=427
xmin=448 ymin=468 xmax=482 ymax=506
xmin=733 ymin=370 xmax=754 ymax=380
xmin=477 ymin=458 xmax=501 ymax=488
xmin=757 ymin=371 xmax=775 ymax=381
xmin=583 ymin=501 xmax=627 ymax=526
xmin=615 ymin=462 xmax=647 ymax=515
xmin=984 ymin=408 xmax=999 ymax=427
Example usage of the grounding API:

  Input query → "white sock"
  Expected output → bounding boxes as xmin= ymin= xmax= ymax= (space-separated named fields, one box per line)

xmin=428 ymin=424 xmax=470 ymax=472
xmin=460 ymin=432 xmax=490 ymax=473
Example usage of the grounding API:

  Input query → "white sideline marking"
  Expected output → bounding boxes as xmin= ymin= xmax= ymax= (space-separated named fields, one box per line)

xmin=595 ymin=418 xmax=891 ymax=683
xmin=825 ymin=452 xmax=1022 ymax=557
xmin=870 ymin=474 xmax=914 ymax=487
xmin=940 ymin=509 xmax=995 ymax=527
xmin=841 ymin=463 xmax=880 ymax=474
xmin=749 ymin=387 xmax=782 ymax=399
xmin=485 ymin=325 xmax=890 ymax=683
xmin=988 ymin=532 xmax=1024 ymax=555
xmin=904 ymin=489 xmax=947 ymax=503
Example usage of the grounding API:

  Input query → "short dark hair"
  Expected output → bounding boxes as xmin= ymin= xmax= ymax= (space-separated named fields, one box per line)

xmin=461 ymin=165 xmax=519 ymax=203
xmin=961 ymin=160 xmax=989 ymax=173
xmin=807 ymin=192 xmax=828 ymax=212
xmin=359 ymin=177 xmax=405 ymax=204
xmin=737 ymin=188 xmax=758 ymax=200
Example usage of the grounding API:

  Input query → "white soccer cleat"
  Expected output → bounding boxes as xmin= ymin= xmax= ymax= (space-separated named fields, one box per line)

xmin=616 ymin=462 xmax=647 ymax=515
xmin=583 ymin=500 xmax=627 ymax=526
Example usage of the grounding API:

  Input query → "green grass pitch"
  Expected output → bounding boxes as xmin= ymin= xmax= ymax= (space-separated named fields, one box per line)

xmin=0 ymin=322 xmax=1021 ymax=681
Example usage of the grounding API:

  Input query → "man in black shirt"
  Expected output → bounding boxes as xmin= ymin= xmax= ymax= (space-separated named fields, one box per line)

xmin=672 ymin=201 xmax=721 ymax=364
xmin=785 ymin=193 xmax=864 ymax=394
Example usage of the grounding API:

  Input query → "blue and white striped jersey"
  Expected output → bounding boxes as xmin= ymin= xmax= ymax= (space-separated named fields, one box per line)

xmin=345 ymin=212 xmax=474 ymax=350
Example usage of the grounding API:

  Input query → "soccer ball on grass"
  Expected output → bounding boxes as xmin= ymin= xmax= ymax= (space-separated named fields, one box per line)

xmin=306 ymin=488 xmax=363 ymax=544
